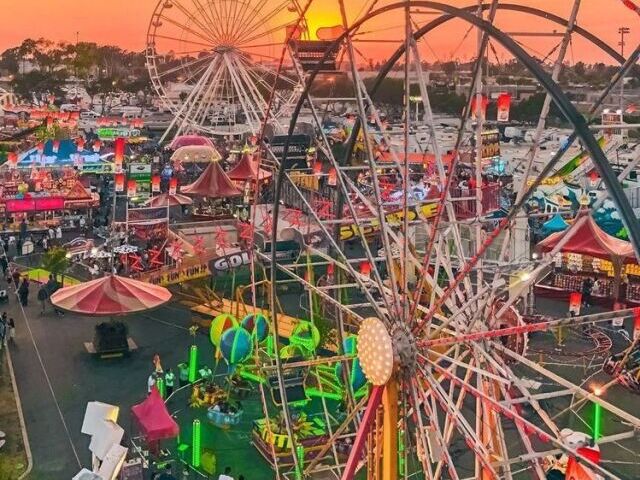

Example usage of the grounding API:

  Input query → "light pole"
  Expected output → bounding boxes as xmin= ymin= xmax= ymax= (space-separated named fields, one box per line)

xmin=618 ymin=26 xmax=630 ymax=112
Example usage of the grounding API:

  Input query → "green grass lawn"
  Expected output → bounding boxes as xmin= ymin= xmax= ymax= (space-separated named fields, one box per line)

xmin=0 ymin=351 xmax=28 ymax=479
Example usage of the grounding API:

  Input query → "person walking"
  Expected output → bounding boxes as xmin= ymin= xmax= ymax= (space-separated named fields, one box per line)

xmin=164 ymin=368 xmax=175 ymax=398
xmin=17 ymin=276 xmax=29 ymax=307
xmin=55 ymin=225 xmax=63 ymax=245
xmin=0 ymin=315 xmax=5 ymax=350
xmin=46 ymin=274 xmax=63 ymax=316
xmin=0 ymin=254 xmax=7 ymax=279
xmin=6 ymin=318 xmax=14 ymax=344
xmin=11 ymin=268 xmax=20 ymax=290
xmin=37 ymin=283 xmax=49 ymax=315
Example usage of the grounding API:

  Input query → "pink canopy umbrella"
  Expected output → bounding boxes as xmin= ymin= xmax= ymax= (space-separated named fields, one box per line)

xmin=50 ymin=275 xmax=172 ymax=316
xmin=144 ymin=193 xmax=193 ymax=207
xmin=169 ymin=135 xmax=214 ymax=150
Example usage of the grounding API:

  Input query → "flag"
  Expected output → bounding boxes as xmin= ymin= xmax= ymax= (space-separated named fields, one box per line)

xmin=316 ymin=25 xmax=344 ymax=41
xmin=169 ymin=177 xmax=178 ymax=195
xmin=152 ymin=175 xmax=161 ymax=193
xmin=496 ymin=93 xmax=511 ymax=122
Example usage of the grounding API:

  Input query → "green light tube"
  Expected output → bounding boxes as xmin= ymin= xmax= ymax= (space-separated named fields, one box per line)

xmin=295 ymin=444 xmax=305 ymax=480
xmin=192 ymin=419 xmax=201 ymax=467
xmin=188 ymin=345 xmax=198 ymax=383
xmin=594 ymin=402 xmax=602 ymax=441
xmin=156 ymin=377 xmax=165 ymax=398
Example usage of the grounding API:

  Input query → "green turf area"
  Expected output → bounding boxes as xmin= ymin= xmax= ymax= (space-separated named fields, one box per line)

xmin=0 ymin=352 xmax=28 ymax=480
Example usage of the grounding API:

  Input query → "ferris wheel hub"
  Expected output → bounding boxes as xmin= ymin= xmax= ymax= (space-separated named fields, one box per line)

xmin=214 ymin=45 xmax=235 ymax=54
xmin=357 ymin=318 xmax=418 ymax=386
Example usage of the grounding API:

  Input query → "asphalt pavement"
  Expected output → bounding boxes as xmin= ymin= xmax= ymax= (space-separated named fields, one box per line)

xmin=6 ymin=279 xmax=208 ymax=479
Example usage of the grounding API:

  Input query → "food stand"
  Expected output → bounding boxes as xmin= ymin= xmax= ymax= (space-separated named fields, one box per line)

xmin=535 ymin=214 xmax=640 ymax=305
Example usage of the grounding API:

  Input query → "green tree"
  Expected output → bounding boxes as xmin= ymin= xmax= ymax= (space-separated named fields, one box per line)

xmin=42 ymin=246 xmax=70 ymax=283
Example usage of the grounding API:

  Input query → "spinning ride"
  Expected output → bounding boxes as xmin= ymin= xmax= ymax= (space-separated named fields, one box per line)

xmin=246 ymin=1 xmax=640 ymax=479
xmin=146 ymin=0 xmax=305 ymax=138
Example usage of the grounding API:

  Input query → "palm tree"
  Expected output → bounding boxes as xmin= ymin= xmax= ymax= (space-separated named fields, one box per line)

xmin=42 ymin=246 xmax=70 ymax=284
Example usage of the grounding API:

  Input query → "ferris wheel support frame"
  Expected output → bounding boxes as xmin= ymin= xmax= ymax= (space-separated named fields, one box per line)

xmin=267 ymin=2 xmax=640 ymax=479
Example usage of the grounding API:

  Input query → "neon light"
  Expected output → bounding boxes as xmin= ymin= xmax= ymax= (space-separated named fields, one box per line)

xmin=295 ymin=445 xmax=305 ymax=480
xmin=188 ymin=345 xmax=198 ymax=383
xmin=398 ymin=428 xmax=405 ymax=476
xmin=156 ymin=377 xmax=165 ymax=398
xmin=594 ymin=402 xmax=602 ymax=441
xmin=192 ymin=419 xmax=201 ymax=467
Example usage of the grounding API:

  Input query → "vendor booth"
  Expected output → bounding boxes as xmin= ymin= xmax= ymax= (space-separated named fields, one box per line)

xmin=535 ymin=214 xmax=640 ymax=305
xmin=131 ymin=387 xmax=179 ymax=452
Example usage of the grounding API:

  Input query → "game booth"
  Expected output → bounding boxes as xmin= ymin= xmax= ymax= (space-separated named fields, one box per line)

xmin=534 ymin=213 xmax=640 ymax=305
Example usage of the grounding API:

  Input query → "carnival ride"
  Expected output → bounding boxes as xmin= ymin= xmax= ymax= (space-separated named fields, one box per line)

xmin=221 ymin=1 xmax=640 ymax=479
xmin=146 ymin=0 xmax=305 ymax=139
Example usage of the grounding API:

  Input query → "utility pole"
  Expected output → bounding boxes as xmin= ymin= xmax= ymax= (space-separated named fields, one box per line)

xmin=619 ymin=26 xmax=630 ymax=113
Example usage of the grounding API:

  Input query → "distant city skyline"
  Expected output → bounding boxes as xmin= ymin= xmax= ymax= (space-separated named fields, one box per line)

xmin=1 ymin=0 xmax=638 ymax=65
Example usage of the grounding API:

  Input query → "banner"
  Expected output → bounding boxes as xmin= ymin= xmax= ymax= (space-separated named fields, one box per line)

xmin=634 ymin=307 xmax=640 ymax=340
xmin=496 ymin=93 xmax=511 ymax=122
xmin=127 ymin=206 xmax=169 ymax=223
xmin=130 ymin=220 xmax=168 ymax=241
xmin=169 ymin=177 xmax=178 ymax=195
xmin=114 ymin=137 xmax=126 ymax=172
xmin=152 ymin=175 xmax=161 ymax=193
xmin=142 ymin=262 xmax=211 ymax=286
xmin=340 ymin=201 xmax=439 ymax=241
xmin=115 ymin=173 xmax=125 ymax=192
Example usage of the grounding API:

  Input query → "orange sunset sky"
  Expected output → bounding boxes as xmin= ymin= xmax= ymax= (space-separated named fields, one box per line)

xmin=0 ymin=0 xmax=638 ymax=64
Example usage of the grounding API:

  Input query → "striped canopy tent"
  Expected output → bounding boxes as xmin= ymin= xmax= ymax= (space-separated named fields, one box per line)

xmin=170 ymin=145 xmax=221 ymax=163
xmin=50 ymin=274 xmax=171 ymax=316
xmin=169 ymin=135 xmax=214 ymax=150
xmin=227 ymin=153 xmax=272 ymax=182
xmin=180 ymin=159 xmax=241 ymax=198
xmin=144 ymin=193 xmax=193 ymax=207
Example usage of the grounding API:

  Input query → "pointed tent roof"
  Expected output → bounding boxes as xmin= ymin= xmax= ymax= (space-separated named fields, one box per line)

xmin=537 ymin=214 xmax=636 ymax=264
xmin=50 ymin=274 xmax=172 ymax=316
xmin=180 ymin=160 xmax=241 ymax=197
xmin=226 ymin=153 xmax=273 ymax=182
xmin=541 ymin=214 xmax=568 ymax=234
xmin=65 ymin=179 xmax=92 ymax=200
xmin=131 ymin=387 xmax=179 ymax=442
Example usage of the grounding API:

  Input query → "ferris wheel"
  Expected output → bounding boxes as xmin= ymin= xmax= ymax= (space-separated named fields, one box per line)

xmin=146 ymin=0 xmax=305 ymax=138
xmin=240 ymin=1 xmax=640 ymax=479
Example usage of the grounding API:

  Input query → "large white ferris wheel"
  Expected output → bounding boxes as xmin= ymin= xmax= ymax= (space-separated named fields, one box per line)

xmin=236 ymin=1 xmax=640 ymax=479
xmin=146 ymin=0 xmax=305 ymax=138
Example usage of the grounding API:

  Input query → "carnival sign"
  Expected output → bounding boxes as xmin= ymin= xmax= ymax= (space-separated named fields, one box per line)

xmin=211 ymin=250 xmax=252 ymax=272
xmin=143 ymin=263 xmax=211 ymax=286
xmin=339 ymin=201 xmax=439 ymax=241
